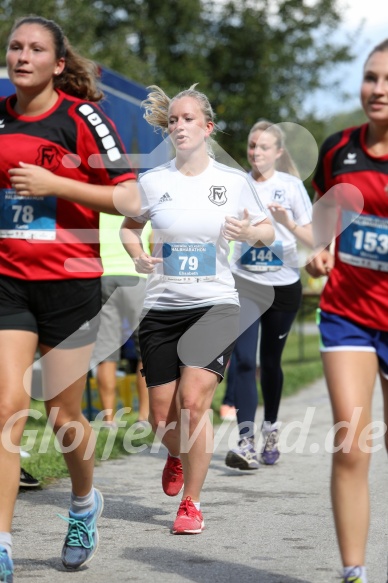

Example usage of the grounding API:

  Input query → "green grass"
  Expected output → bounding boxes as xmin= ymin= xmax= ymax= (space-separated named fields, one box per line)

xmin=20 ymin=405 xmax=154 ymax=486
xmin=21 ymin=331 xmax=322 ymax=486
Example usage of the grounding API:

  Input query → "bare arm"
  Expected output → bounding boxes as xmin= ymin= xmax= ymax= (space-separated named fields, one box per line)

xmin=8 ymin=162 xmax=141 ymax=216
xmin=120 ymin=216 xmax=162 ymax=273
xmin=291 ymin=222 xmax=313 ymax=248
xmin=223 ymin=209 xmax=275 ymax=248
xmin=267 ymin=202 xmax=314 ymax=248
xmin=305 ymin=192 xmax=336 ymax=277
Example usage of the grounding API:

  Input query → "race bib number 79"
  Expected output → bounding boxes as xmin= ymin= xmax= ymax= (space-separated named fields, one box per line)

xmin=162 ymin=242 xmax=216 ymax=282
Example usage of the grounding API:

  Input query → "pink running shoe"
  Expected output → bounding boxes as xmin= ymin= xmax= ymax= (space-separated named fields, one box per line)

xmin=162 ymin=454 xmax=184 ymax=496
xmin=172 ymin=496 xmax=205 ymax=534
xmin=219 ymin=404 xmax=237 ymax=421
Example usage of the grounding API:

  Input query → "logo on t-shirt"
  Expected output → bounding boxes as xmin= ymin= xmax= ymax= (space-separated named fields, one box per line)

xmin=36 ymin=145 xmax=61 ymax=171
xmin=159 ymin=192 xmax=173 ymax=203
xmin=343 ymin=152 xmax=357 ymax=165
xmin=209 ymin=186 xmax=227 ymax=206
xmin=272 ymin=189 xmax=285 ymax=203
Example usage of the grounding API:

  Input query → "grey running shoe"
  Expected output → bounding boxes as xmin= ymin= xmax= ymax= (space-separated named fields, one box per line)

xmin=225 ymin=436 xmax=259 ymax=470
xmin=261 ymin=421 xmax=280 ymax=465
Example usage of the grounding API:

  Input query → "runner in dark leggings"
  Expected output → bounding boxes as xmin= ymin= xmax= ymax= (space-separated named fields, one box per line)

xmin=225 ymin=283 xmax=302 ymax=469
xmin=225 ymin=120 xmax=313 ymax=470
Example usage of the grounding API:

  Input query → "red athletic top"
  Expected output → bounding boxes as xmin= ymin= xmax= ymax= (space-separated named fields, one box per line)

xmin=0 ymin=90 xmax=136 ymax=280
xmin=312 ymin=124 xmax=388 ymax=331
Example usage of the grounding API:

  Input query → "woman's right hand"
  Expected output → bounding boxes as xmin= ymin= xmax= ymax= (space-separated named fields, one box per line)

xmin=133 ymin=253 xmax=162 ymax=274
xmin=305 ymin=248 xmax=334 ymax=278
xmin=9 ymin=162 xmax=59 ymax=197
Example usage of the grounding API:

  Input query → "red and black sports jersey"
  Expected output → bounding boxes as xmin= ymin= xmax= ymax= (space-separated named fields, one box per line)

xmin=312 ymin=123 xmax=388 ymax=330
xmin=0 ymin=90 xmax=136 ymax=280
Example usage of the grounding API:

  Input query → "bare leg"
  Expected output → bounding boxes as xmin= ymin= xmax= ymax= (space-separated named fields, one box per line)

xmin=380 ymin=372 xmax=388 ymax=454
xmin=136 ymin=360 xmax=149 ymax=421
xmin=176 ymin=367 xmax=218 ymax=502
xmin=322 ymin=351 xmax=378 ymax=567
xmin=0 ymin=330 xmax=37 ymax=531
xmin=148 ymin=380 xmax=180 ymax=456
xmin=96 ymin=360 xmax=117 ymax=422
xmin=41 ymin=343 xmax=96 ymax=497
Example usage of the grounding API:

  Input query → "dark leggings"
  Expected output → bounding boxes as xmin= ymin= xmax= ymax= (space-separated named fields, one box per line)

xmin=224 ymin=295 xmax=297 ymax=437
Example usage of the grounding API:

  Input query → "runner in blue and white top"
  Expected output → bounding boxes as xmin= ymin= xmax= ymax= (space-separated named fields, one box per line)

xmin=224 ymin=120 xmax=313 ymax=472
xmin=121 ymin=85 xmax=274 ymax=536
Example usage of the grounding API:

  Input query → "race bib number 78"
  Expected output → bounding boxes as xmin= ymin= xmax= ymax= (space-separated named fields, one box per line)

xmin=0 ymin=188 xmax=57 ymax=240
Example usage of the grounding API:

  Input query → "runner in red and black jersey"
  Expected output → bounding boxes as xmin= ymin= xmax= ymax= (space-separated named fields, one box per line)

xmin=307 ymin=38 xmax=388 ymax=583
xmin=0 ymin=15 xmax=140 ymax=580
xmin=312 ymin=124 xmax=388 ymax=330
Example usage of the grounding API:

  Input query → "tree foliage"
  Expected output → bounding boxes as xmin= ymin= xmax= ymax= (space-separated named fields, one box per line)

xmin=0 ymin=0 xmax=357 ymax=165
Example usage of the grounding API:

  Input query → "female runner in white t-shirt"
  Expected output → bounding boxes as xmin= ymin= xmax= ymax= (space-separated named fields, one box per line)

xmin=224 ymin=120 xmax=313 ymax=470
xmin=120 ymin=85 xmax=274 ymax=535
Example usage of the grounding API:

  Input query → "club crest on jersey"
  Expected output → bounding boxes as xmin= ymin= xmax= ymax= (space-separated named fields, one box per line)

xmin=272 ymin=189 xmax=285 ymax=203
xmin=209 ymin=186 xmax=227 ymax=206
xmin=344 ymin=152 xmax=357 ymax=165
xmin=36 ymin=145 xmax=61 ymax=171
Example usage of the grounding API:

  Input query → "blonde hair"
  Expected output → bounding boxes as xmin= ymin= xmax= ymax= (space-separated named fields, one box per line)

xmin=141 ymin=84 xmax=218 ymax=156
xmin=10 ymin=16 xmax=103 ymax=102
xmin=248 ymin=120 xmax=300 ymax=178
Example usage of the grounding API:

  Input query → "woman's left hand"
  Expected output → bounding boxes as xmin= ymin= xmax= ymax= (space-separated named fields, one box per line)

xmin=267 ymin=202 xmax=292 ymax=228
xmin=9 ymin=162 xmax=59 ymax=197
xmin=223 ymin=208 xmax=251 ymax=241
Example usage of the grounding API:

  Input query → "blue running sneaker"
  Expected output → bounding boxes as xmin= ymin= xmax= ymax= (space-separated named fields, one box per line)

xmin=225 ymin=436 xmax=259 ymax=470
xmin=60 ymin=488 xmax=104 ymax=569
xmin=261 ymin=421 xmax=280 ymax=465
xmin=0 ymin=546 xmax=13 ymax=583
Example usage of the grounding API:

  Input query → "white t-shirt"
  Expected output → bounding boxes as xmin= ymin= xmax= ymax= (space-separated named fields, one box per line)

xmin=231 ymin=171 xmax=312 ymax=286
xmin=135 ymin=158 xmax=268 ymax=310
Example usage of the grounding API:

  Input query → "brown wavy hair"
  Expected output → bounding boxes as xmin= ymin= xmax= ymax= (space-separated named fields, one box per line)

xmin=9 ymin=16 xmax=103 ymax=102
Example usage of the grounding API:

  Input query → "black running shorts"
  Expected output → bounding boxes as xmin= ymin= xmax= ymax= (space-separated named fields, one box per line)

xmin=0 ymin=275 xmax=101 ymax=348
xmin=139 ymin=304 xmax=240 ymax=387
